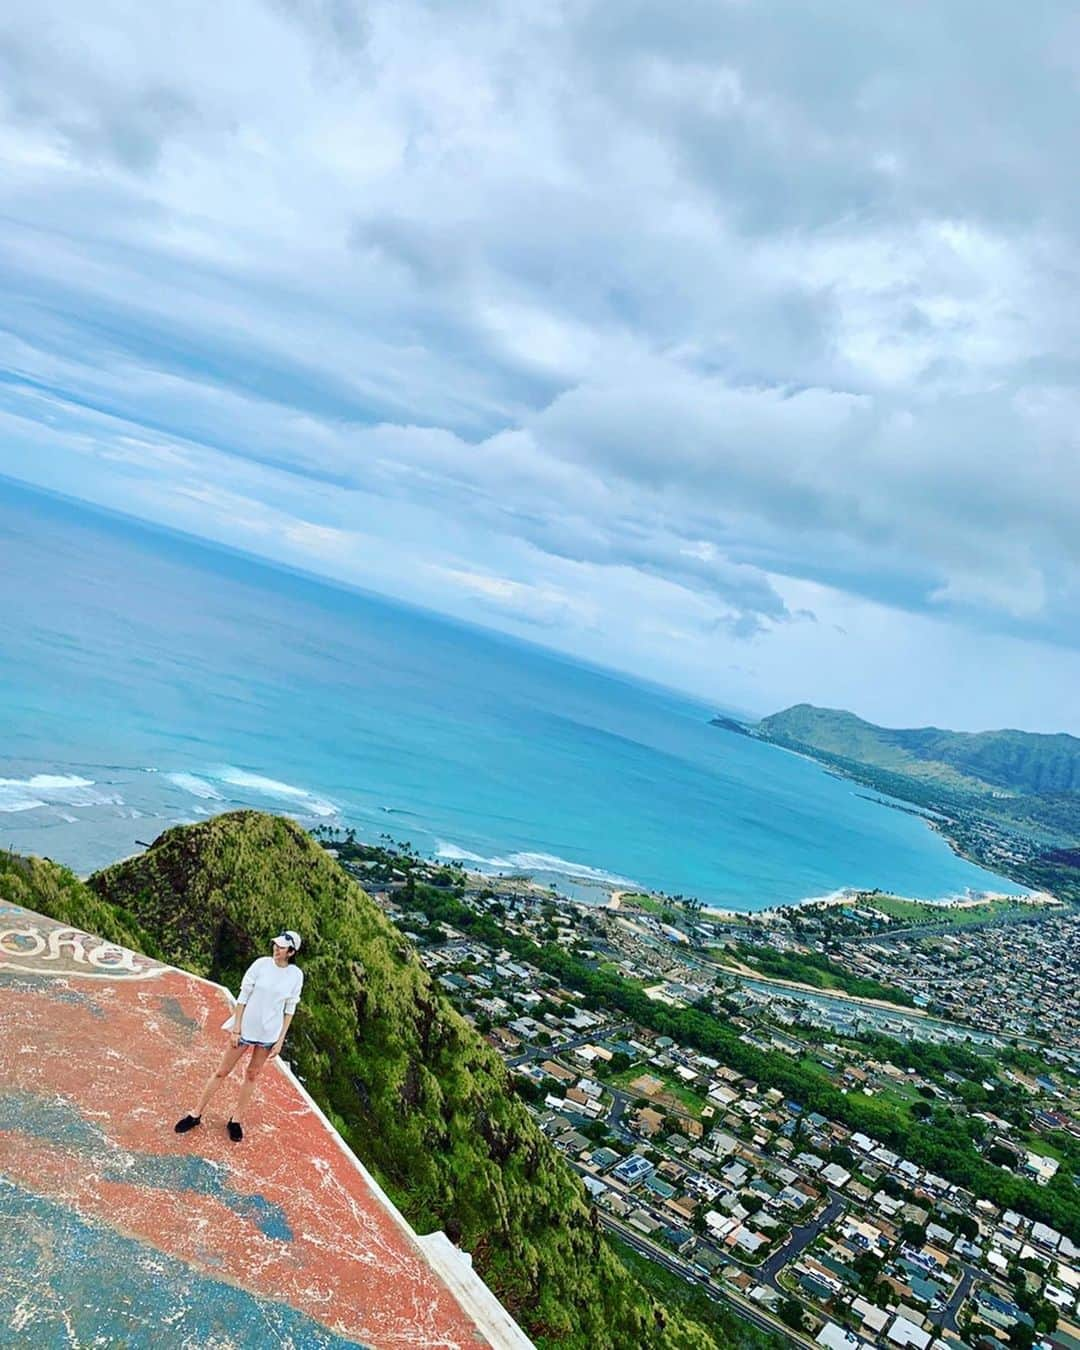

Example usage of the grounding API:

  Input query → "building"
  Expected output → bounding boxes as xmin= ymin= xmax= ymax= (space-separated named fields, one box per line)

xmin=612 ymin=1155 xmax=655 ymax=1187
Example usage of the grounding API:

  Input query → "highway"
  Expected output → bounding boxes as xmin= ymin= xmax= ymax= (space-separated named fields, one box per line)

xmin=596 ymin=1212 xmax=809 ymax=1347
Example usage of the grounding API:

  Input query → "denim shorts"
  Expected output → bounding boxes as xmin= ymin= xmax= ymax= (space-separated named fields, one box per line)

xmin=239 ymin=1037 xmax=275 ymax=1049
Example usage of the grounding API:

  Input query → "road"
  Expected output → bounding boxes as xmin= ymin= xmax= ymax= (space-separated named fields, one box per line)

xmin=521 ymin=1031 xmax=1005 ymax=1344
xmin=519 ymin=1033 xmax=867 ymax=1338
xmin=759 ymin=1190 xmax=847 ymax=1284
xmin=939 ymin=1264 xmax=975 ymax=1335
xmin=569 ymin=1134 xmax=847 ymax=1291
xmin=607 ymin=1086 xmax=634 ymax=1132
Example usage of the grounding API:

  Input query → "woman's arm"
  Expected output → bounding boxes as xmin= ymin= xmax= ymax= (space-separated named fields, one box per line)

xmin=231 ymin=959 xmax=261 ymax=1044
xmin=231 ymin=1001 xmax=247 ymax=1047
xmin=269 ymin=1012 xmax=293 ymax=1059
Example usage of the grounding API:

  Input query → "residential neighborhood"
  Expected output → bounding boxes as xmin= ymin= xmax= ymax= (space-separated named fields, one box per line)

xmin=330 ymin=837 xmax=1080 ymax=1350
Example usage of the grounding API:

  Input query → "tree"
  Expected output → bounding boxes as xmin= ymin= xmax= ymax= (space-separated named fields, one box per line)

xmin=778 ymin=1298 xmax=805 ymax=1331
xmin=853 ymin=1251 xmax=882 ymax=1294
xmin=511 ymin=1076 xmax=542 ymax=1104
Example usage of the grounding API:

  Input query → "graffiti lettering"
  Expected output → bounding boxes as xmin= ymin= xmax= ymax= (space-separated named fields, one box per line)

xmin=0 ymin=923 xmax=154 ymax=979
xmin=0 ymin=928 xmax=46 ymax=958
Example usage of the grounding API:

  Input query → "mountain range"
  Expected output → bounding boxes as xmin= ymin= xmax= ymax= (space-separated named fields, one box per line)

xmin=713 ymin=704 xmax=1080 ymax=902
xmin=757 ymin=705 xmax=1080 ymax=797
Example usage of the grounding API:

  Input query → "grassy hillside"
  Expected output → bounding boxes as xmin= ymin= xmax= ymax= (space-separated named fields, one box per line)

xmin=3 ymin=813 xmax=773 ymax=1350
xmin=0 ymin=851 xmax=163 ymax=957
xmin=727 ymin=942 xmax=916 ymax=1007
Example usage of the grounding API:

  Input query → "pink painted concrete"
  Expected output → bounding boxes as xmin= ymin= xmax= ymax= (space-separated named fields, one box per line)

xmin=0 ymin=903 xmax=492 ymax=1348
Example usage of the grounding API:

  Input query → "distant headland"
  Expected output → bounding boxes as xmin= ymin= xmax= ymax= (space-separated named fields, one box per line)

xmin=711 ymin=703 xmax=1080 ymax=906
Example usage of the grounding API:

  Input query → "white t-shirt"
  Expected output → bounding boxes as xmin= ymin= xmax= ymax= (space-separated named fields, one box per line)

xmin=225 ymin=957 xmax=304 ymax=1044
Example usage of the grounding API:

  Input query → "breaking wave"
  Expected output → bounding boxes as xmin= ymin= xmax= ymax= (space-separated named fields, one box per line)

xmin=166 ymin=772 xmax=224 ymax=801
xmin=435 ymin=840 xmax=635 ymax=887
xmin=212 ymin=766 xmax=338 ymax=818
xmin=0 ymin=774 xmax=123 ymax=814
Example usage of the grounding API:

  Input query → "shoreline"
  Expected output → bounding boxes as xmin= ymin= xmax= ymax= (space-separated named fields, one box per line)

xmin=15 ymin=801 xmax=1045 ymax=922
xmin=4 ymin=761 xmax=1046 ymax=920
xmin=5 ymin=713 xmax=1047 ymax=915
xmin=709 ymin=722 xmax=1060 ymax=908
xmin=600 ymin=882 xmax=1052 ymax=924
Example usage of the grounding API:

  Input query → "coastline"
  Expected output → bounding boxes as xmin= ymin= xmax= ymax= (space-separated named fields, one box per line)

xmin=2 ymin=731 xmax=1038 ymax=918
xmin=4 ymin=706 xmax=1038 ymax=914
xmin=708 ymin=719 xmax=1059 ymax=906
xmin=601 ymin=883 xmax=1051 ymax=924
xmin=7 ymin=781 xmax=1037 ymax=920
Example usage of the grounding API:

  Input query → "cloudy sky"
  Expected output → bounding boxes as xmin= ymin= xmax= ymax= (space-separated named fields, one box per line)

xmin=3 ymin=0 xmax=1080 ymax=732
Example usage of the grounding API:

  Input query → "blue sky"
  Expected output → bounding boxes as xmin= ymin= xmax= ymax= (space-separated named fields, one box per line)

xmin=3 ymin=1 xmax=1080 ymax=732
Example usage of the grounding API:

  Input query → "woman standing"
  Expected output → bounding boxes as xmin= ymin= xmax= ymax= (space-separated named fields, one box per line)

xmin=175 ymin=930 xmax=304 ymax=1142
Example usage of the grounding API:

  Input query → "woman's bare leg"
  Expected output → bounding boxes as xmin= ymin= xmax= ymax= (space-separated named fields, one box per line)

xmin=232 ymin=1045 xmax=272 ymax=1124
xmin=193 ymin=1042 xmax=248 ymax=1118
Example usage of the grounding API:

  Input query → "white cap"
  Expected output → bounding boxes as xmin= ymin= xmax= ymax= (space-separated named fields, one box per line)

xmin=273 ymin=930 xmax=302 ymax=952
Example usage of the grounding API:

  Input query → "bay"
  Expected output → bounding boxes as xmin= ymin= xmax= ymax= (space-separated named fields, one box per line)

xmin=0 ymin=477 xmax=1023 ymax=907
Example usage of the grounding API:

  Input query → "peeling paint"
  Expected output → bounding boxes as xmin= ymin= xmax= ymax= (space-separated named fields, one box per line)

xmin=0 ymin=1177 xmax=369 ymax=1348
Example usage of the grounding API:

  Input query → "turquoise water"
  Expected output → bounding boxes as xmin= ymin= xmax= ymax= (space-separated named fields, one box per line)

xmin=0 ymin=478 xmax=1023 ymax=907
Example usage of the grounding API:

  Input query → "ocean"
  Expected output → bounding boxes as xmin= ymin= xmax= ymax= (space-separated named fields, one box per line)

xmin=0 ymin=477 xmax=1023 ymax=907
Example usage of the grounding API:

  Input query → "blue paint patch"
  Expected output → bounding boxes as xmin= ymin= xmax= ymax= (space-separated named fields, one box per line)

xmin=158 ymin=995 xmax=200 ymax=1033
xmin=0 ymin=972 xmax=106 ymax=1017
xmin=0 ymin=1176 xmax=370 ymax=1348
xmin=2 ymin=933 xmax=40 ymax=952
xmin=0 ymin=1091 xmax=293 ymax=1241
xmin=119 ymin=1153 xmax=294 ymax=1242
xmin=0 ymin=1091 xmax=101 ymax=1151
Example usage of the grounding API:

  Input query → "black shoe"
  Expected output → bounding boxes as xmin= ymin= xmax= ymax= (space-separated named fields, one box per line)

xmin=227 ymin=1119 xmax=243 ymax=1142
xmin=174 ymin=1114 xmax=201 ymax=1133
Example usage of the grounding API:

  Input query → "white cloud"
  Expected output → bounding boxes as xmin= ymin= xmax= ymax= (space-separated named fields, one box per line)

xmin=430 ymin=565 xmax=599 ymax=630
xmin=3 ymin=0 xmax=1080 ymax=726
